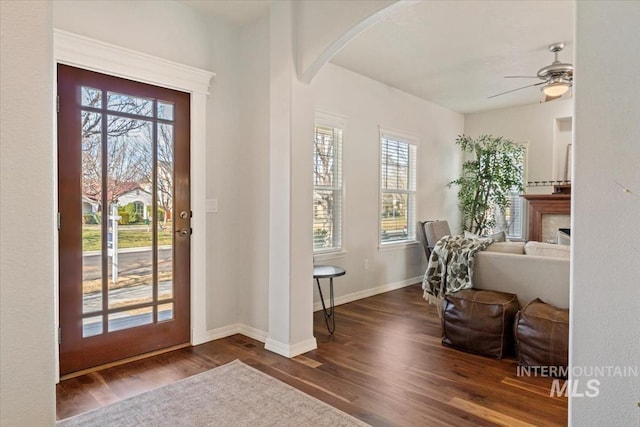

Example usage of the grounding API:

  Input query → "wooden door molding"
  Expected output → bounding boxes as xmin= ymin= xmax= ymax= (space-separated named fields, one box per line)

xmin=522 ymin=194 xmax=571 ymax=242
xmin=54 ymin=32 xmax=214 ymax=370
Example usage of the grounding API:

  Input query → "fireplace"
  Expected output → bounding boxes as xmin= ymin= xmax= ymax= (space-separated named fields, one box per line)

xmin=522 ymin=191 xmax=571 ymax=242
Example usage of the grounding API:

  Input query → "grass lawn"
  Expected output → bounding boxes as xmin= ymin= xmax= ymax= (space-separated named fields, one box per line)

xmin=82 ymin=225 xmax=173 ymax=252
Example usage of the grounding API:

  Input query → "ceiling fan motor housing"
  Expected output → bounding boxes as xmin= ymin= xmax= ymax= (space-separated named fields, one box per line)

xmin=537 ymin=62 xmax=573 ymax=80
xmin=537 ymin=43 xmax=573 ymax=80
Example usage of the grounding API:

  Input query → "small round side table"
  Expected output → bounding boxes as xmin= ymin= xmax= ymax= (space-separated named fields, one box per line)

xmin=313 ymin=265 xmax=346 ymax=335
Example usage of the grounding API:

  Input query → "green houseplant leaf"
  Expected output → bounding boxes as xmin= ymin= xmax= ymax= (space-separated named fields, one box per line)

xmin=449 ymin=135 xmax=524 ymax=235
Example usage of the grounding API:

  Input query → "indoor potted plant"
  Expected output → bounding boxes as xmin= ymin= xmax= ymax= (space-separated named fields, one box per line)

xmin=449 ymin=134 xmax=525 ymax=235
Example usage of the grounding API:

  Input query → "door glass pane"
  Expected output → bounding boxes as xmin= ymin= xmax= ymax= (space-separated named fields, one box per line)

xmin=158 ymin=303 xmax=174 ymax=322
xmin=158 ymin=123 xmax=174 ymax=301
xmin=81 ymin=87 xmax=102 ymax=108
xmin=157 ymin=101 xmax=174 ymax=120
xmin=83 ymin=316 xmax=103 ymax=337
xmin=109 ymin=307 xmax=153 ymax=332
xmin=107 ymin=92 xmax=153 ymax=117
xmin=81 ymin=111 xmax=103 ymax=317
xmin=106 ymin=116 xmax=154 ymax=317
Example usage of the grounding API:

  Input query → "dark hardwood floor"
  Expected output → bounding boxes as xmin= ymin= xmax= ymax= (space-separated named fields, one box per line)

xmin=56 ymin=284 xmax=568 ymax=426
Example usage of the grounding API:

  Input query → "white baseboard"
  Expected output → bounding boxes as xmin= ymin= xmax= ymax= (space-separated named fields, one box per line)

xmin=289 ymin=337 xmax=318 ymax=356
xmin=206 ymin=323 xmax=268 ymax=343
xmin=264 ymin=336 xmax=318 ymax=358
xmin=206 ymin=325 xmax=317 ymax=358
xmin=205 ymin=323 xmax=244 ymax=342
xmin=204 ymin=277 xmax=420 ymax=353
xmin=237 ymin=324 xmax=268 ymax=343
xmin=313 ymin=275 xmax=422 ymax=312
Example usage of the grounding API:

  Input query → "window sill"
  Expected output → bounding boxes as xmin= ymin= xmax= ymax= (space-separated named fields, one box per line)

xmin=378 ymin=240 xmax=420 ymax=252
xmin=313 ymin=250 xmax=347 ymax=262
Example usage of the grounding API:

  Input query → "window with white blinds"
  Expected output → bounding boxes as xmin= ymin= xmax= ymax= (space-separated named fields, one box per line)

xmin=313 ymin=120 xmax=343 ymax=252
xmin=379 ymin=132 xmax=417 ymax=245
xmin=487 ymin=144 xmax=527 ymax=239
xmin=489 ymin=191 xmax=524 ymax=239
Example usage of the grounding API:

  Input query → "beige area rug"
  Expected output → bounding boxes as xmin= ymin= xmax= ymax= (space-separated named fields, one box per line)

xmin=57 ymin=359 xmax=368 ymax=426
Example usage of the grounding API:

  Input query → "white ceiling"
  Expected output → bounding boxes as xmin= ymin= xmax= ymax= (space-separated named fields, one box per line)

xmin=182 ymin=0 xmax=575 ymax=114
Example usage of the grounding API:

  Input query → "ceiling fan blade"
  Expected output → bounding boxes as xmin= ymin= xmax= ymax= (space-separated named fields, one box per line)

xmin=504 ymin=76 xmax=540 ymax=79
xmin=488 ymin=81 xmax=546 ymax=99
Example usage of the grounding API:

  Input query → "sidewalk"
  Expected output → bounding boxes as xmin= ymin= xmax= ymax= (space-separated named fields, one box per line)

xmin=84 ymin=245 xmax=173 ymax=257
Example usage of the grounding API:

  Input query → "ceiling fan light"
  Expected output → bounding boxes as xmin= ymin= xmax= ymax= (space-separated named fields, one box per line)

xmin=543 ymin=82 xmax=570 ymax=97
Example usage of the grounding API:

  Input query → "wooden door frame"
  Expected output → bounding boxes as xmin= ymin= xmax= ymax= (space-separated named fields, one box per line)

xmin=53 ymin=29 xmax=214 ymax=382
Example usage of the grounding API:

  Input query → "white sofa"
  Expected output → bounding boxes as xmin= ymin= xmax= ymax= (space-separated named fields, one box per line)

xmin=473 ymin=241 xmax=570 ymax=309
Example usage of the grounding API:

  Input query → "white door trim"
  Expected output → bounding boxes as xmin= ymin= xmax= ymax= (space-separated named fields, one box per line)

xmin=53 ymin=29 xmax=214 ymax=381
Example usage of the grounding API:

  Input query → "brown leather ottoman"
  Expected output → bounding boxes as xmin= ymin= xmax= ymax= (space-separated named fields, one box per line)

xmin=442 ymin=289 xmax=519 ymax=358
xmin=514 ymin=299 xmax=569 ymax=370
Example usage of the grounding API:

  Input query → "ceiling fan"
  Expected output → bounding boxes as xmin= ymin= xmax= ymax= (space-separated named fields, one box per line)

xmin=489 ymin=42 xmax=573 ymax=102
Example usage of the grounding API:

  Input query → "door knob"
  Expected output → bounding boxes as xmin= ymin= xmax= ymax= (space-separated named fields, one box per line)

xmin=179 ymin=211 xmax=189 ymax=219
xmin=177 ymin=228 xmax=190 ymax=237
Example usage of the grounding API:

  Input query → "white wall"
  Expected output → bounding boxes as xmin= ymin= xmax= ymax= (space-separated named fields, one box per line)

xmin=54 ymin=0 xmax=212 ymax=70
xmin=553 ymin=117 xmax=573 ymax=182
xmin=311 ymin=63 xmax=463 ymax=304
xmin=237 ymin=14 xmax=271 ymax=334
xmin=0 ymin=1 xmax=56 ymax=425
xmin=199 ymin=15 xmax=244 ymax=333
xmin=571 ymin=2 xmax=640 ymax=425
xmin=295 ymin=0 xmax=398 ymax=82
xmin=464 ymin=99 xmax=574 ymax=194
xmin=265 ymin=1 xmax=317 ymax=356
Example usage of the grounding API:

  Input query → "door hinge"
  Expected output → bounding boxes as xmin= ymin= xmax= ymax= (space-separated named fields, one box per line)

xmin=56 ymin=95 xmax=60 ymax=113
xmin=58 ymin=327 xmax=62 ymax=344
xmin=57 ymin=212 xmax=61 ymax=230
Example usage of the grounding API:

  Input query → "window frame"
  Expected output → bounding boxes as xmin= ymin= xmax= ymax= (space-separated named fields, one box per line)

xmin=378 ymin=128 xmax=418 ymax=248
xmin=313 ymin=112 xmax=345 ymax=254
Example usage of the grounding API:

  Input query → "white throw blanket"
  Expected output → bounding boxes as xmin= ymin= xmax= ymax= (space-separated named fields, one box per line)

xmin=422 ymin=235 xmax=493 ymax=306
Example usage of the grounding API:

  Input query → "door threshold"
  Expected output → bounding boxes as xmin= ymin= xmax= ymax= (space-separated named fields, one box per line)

xmin=60 ymin=342 xmax=191 ymax=381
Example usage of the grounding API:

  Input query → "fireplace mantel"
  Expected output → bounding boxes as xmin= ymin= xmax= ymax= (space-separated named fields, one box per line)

xmin=522 ymin=194 xmax=571 ymax=242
